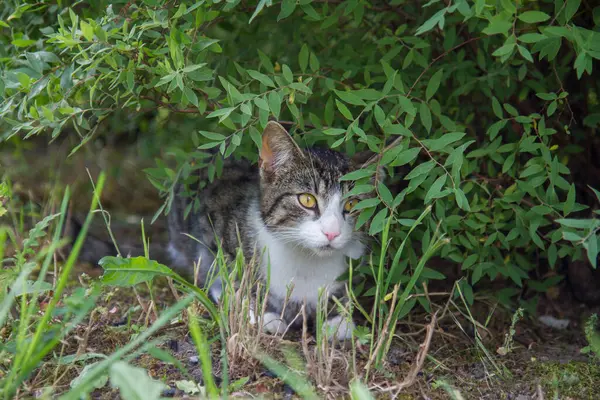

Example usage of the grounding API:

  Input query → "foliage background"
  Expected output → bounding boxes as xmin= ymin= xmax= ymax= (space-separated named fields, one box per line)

xmin=1 ymin=0 xmax=600 ymax=318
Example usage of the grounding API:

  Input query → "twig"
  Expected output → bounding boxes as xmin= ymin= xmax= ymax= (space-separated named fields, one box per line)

xmin=373 ymin=312 xmax=438 ymax=395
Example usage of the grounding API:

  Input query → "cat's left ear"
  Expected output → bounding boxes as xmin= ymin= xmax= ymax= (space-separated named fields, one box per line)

xmin=351 ymin=151 xmax=386 ymax=184
xmin=260 ymin=121 xmax=303 ymax=173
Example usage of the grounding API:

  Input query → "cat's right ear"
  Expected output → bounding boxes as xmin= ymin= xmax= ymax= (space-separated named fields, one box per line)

xmin=259 ymin=121 xmax=302 ymax=173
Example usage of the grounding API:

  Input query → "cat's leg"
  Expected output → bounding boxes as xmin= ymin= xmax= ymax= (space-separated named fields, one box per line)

xmin=261 ymin=312 xmax=288 ymax=334
xmin=248 ymin=308 xmax=288 ymax=334
xmin=323 ymin=295 xmax=356 ymax=342
xmin=247 ymin=292 xmax=290 ymax=335
xmin=325 ymin=314 xmax=355 ymax=341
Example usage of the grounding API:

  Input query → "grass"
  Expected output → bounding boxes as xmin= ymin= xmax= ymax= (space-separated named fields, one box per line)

xmin=1 ymin=175 xmax=599 ymax=399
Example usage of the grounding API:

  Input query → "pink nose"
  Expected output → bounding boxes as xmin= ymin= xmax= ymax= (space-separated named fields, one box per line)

xmin=323 ymin=231 xmax=340 ymax=241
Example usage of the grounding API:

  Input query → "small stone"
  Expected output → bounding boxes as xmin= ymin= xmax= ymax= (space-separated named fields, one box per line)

xmin=168 ymin=339 xmax=178 ymax=352
xmin=189 ymin=356 xmax=199 ymax=365
xmin=161 ymin=387 xmax=176 ymax=397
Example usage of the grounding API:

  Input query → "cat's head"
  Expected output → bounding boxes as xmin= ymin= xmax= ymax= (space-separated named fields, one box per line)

xmin=258 ymin=121 xmax=380 ymax=258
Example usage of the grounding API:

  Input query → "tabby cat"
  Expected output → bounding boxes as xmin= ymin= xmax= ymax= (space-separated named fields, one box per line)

xmin=167 ymin=121 xmax=377 ymax=340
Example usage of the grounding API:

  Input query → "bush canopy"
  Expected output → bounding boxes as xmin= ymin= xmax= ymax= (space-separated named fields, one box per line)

xmin=1 ymin=0 xmax=600 ymax=315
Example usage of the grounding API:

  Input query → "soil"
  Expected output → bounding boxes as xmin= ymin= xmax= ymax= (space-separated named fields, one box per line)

xmin=2 ymin=136 xmax=600 ymax=399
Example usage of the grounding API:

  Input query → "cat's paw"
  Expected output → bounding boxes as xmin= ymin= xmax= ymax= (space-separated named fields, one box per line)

xmin=262 ymin=312 xmax=288 ymax=334
xmin=249 ymin=310 xmax=287 ymax=335
xmin=325 ymin=315 xmax=355 ymax=342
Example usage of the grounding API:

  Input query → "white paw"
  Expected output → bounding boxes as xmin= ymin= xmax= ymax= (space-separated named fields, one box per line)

xmin=207 ymin=278 xmax=223 ymax=303
xmin=255 ymin=311 xmax=287 ymax=335
xmin=325 ymin=315 xmax=355 ymax=341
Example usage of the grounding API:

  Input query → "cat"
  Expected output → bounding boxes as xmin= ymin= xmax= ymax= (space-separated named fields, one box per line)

xmin=66 ymin=121 xmax=378 ymax=340
xmin=166 ymin=121 xmax=378 ymax=340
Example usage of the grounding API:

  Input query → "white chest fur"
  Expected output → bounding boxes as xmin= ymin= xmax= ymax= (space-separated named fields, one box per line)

xmin=249 ymin=202 xmax=356 ymax=306
xmin=258 ymin=230 xmax=348 ymax=305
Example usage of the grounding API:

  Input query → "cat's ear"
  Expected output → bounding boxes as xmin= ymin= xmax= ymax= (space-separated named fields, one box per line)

xmin=260 ymin=121 xmax=302 ymax=173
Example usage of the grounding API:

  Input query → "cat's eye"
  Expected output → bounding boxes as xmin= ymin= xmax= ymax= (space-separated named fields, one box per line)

xmin=344 ymin=198 xmax=359 ymax=212
xmin=298 ymin=193 xmax=317 ymax=209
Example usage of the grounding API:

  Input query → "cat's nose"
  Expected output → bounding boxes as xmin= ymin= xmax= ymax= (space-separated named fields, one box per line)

xmin=323 ymin=230 xmax=340 ymax=241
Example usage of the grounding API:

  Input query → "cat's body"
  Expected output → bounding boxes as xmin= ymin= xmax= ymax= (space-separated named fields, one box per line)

xmin=70 ymin=122 xmax=374 ymax=340
xmin=167 ymin=122 xmax=373 ymax=339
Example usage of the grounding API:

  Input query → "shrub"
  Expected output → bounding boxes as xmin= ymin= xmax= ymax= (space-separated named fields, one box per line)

xmin=1 ymin=0 xmax=599 ymax=317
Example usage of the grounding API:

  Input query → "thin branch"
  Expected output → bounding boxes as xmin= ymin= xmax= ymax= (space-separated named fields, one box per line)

xmin=372 ymin=312 xmax=438 ymax=395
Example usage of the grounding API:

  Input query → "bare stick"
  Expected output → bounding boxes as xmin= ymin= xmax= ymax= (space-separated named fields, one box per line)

xmin=374 ymin=312 xmax=438 ymax=394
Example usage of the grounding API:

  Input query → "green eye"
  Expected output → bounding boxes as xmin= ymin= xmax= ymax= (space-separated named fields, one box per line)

xmin=298 ymin=193 xmax=317 ymax=209
xmin=344 ymin=198 xmax=358 ymax=212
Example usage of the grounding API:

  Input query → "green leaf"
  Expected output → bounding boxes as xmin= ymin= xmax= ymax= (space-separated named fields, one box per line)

xmin=335 ymin=90 xmax=367 ymax=106
xmin=519 ymin=33 xmax=547 ymax=43
xmin=589 ymin=185 xmax=600 ymax=204
xmin=547 ymin=100 xmax=558 ymax=117
xmin=377 ymin=182 xmax=394 ymax=205
xmin=454 ymin=188 xmax=471 ymax=211
xmin=385 ymin=123 xmax=412 ymax=137
xmin=80 ymin=20 xmax=94 ymax=41
xmin=247 ymin=70 xmax=276 ymax=88
xmin=109 ymin=361 xmax=168 ymax=400
xmin=564 ymin=184 xmax=576 ymax=215
xmin=199 ymin=131 xmax=226 ymax=141
xmin=548 ymin=244 xmax=558 ymax=268
xmin=487 ymin=120 xmax=507 ymax=140
xmin=12 ymin=38 xmax=36 ymax=47
xmin=345 ymin=184 xmax=375 ymax=197
xmin=99 ymin=256 xmax=177 ymax=287
xmin=207 ymin=107 xmax=234 ymax=122
xmin=278 ymin=0 xmax=297 ymax=20
xmin=518 ymin=45 xmax=534 ymax=62
xmin=564 ymin=0 xmax=581 ymax=23
xmin=502 ymin=153 xmax=515 ymax=173
xmin=423 ymin=132 xmax=466 ymax=151
xmin=405 ymin=160 xmax=435 ymax=180
xmin=556 ymin=219 xmax=598 ymax=229
xmin=520 ymin=164 xmax=543 ymax=178
xmin=416 ymin=8 xmax=446 ymax=36
xmin=336 ymin=100 xmax=353 ymax=120
xmin=419 ymin=102 xmax=432 ymax=133
xmin=250 ymin=0 xmax=270 ymax=23
xmin=398 ymin=96 xmax=417 ymax=117
xmin=586 ymin=234 xmax=598 ymax=268
xmin=391 ymin=147 xmax=420 ymax=166
xmin=518 ymin=11 xmax=551 ymax=23
xmin=425 ymin=69 xmax=443 ymax=101
xmin=492 ymin=43 xmax=515 ymax=57
xmin=184 ymin=88 xmax=198 ymax=107
xmin=369 ymin=208 xmax=388 ymax=235
xmin=268 ymin=92 xmax=281 ymax=119
xmin=341 ymin=169 xmax=375 ymax=181
xmin=482 ymin=16 xmax=512 ymax=35
xmin=425 ymin=175 xmax=447 ymax=203
xmin=254 ymin=96 xmax=270 ymax=111
xmin=492 ymin=97 xmax=504 ymax=119
xmin=356 ymin=207 xmax=377 ymax=230
xmin=354 ymin=198 xmax=381 ymax=211
xmin=182 ymin=64 xmax=206 ymax=73
xmin=299 ymin=44 xmax=309 ymax=72
xmin=282 ymin=64 xmax=293 ymax=83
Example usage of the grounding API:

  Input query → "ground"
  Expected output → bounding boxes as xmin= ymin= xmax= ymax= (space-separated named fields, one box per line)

xmin=2 ymin=136 xmax=600 ymax=399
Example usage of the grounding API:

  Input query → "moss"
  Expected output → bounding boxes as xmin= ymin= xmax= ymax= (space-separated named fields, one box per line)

xmin=533 ymin=360 xmax=600 ymax=400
